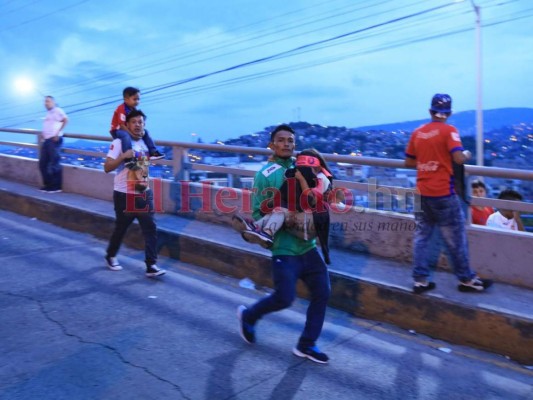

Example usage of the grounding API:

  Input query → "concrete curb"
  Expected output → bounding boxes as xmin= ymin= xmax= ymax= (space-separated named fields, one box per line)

xmin=1 ymin=187 xmax=532 ymax=364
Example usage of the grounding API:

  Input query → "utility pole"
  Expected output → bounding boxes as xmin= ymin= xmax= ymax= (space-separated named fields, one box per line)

xmin=470 ymin=0 xmax=484 ymax=166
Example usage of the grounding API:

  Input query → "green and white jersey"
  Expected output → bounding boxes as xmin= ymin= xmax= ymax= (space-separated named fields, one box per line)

xmin=252 ymin=157 xmax=316 ymax=256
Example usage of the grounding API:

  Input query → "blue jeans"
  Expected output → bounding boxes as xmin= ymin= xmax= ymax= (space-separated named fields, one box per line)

xmin=244 ymin=248 xmax=331 ymax=347
xmin=112 ymin=129 xmax=157 ymax=154
xmin=39 ymin=137 xmax=63 ymax=190
xmin=413 ymin=195 xmax=476 ymax=283
xmin=106 ymin=190 xmax=158 ymax=265
xmin=426 ymin=198 xmax=470 ymax=273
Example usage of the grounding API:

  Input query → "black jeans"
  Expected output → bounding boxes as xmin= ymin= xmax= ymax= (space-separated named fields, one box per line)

xmin=245 ymin=248 xmax=331 ymax=347
xmin=39 ymin=137 xmax=63 ymax=190
xmin=106 ymin=190 xmax=158 ymax=265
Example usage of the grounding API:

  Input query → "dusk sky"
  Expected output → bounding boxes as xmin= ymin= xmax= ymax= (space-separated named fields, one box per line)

xmin=0 ymin=0 xmax=531 ymax=143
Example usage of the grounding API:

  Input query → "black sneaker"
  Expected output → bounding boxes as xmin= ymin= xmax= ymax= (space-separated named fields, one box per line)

xmin=293 ymin=344 xmax=329 ymax=364
xmin=242 ymin=229 xmax=273 ymax=249
xmin=146 ymin=264 xmax=166 ymax=278
xmin=458 ymin=277 xmax=493 ymax=292
xmin=413 ymin=281 xmax=436 ymax=294
xmin=105 ymin=255 xmax=123 ymax=271
xmin=237 ymin=305 xmax=255 ymax=344
xmin=232 ymin=214 xmax=256 ymax=233
xmin=149 ymin=151 xmax=165 ymax=160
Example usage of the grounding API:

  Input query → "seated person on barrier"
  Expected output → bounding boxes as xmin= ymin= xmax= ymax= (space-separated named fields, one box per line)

xmin=486 ymin=189 xmax=525 ymax=231
xmin=233 ymin=148 xmax=333 ymax=264
xmin=470 ymin=179 xmax=494 ymax=225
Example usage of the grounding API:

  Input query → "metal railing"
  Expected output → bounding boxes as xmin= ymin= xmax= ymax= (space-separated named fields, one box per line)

xmin=1 ymin=127 xmax=533 ymax=218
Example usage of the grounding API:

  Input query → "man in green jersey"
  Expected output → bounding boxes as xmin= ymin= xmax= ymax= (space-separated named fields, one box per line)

xmin=237 ymin=124 xmax=331 ymax=364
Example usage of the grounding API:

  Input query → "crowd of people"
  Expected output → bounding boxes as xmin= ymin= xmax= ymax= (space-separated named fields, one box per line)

xmin=36 ymin=91 xmax=527 ymax=364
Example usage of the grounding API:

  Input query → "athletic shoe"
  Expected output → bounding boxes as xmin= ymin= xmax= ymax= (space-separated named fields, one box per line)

xmin=146 ymin=264 xmax=166 ymax=278
xmin=293 ymin=345 xmax=329 ymax=364
xmin=458 ymin=277 xmax=493 ymax=292
xmin=47 ymin=189 xmax=62 ymax=193
xmin=232 ymin=214 xmax=256 ymax=233
xmin=149 ymin=151 xmax=165 ymax=160
xmin=39 ymin=187 xmax=48 ymax=192
xmin=413 ymin=281 xmax=436 ymax=294
xmin=237 ymin=305 xmax=256 ymax=344
xmin=242 ymin=230 xmax=273 ymax=249
xmin=105 ymin=255 xmax=123 ymax=271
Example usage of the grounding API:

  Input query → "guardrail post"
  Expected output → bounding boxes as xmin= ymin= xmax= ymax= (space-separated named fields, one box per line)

xmin=172 ymin=145 xmax=188 ymax=181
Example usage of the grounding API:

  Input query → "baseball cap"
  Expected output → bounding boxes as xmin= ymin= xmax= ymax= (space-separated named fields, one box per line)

xmin=430 ymin=93 xmax=452 ymax=117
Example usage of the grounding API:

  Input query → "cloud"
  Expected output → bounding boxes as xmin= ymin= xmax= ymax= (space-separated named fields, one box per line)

xmin=47 ymin=61 xmax=130 ymax=88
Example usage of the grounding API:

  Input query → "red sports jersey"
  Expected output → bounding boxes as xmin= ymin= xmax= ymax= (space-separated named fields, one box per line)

xmin=471 ymin=206 xmax=494 ymax=225
xmin=110 ymin=103 xmax=132 ymax=133
xmin=405 ymin=121 xmax=464 ymax=197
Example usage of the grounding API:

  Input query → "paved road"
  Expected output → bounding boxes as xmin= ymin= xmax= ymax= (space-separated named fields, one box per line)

xmin=0 ymin=210 xmax=532 ymax=400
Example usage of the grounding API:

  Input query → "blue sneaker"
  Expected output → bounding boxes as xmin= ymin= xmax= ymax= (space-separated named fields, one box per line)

xmin=237 ymin=305 xmax=255 ymax=344
xmin=293 ymin=344 xmax=329 ymax=364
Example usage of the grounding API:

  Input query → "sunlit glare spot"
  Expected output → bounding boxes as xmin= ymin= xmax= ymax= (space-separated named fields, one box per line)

xmin=14 ymin=78 xmax=35 ymax=94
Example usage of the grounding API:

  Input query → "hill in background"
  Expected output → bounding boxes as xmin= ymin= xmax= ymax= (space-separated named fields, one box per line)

xmin=354 ymin=108 xmax=533 ymax=135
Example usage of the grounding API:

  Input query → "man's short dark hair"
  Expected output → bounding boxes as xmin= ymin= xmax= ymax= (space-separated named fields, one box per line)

xmin=429 ymin=110 xmax=451 ymax=118
xmin=498 ymin=189 xmax=523 ymax=201
xmin=471 ymin=179 xmax=487 ymax=190
xmin=123 ymin=87 xmax=140 ymax=98
xmin=45 ymin=95 xmax=55 ymax=100
xmin=270 ymin=124 xmax=295 ymax=142
xmin=126 ymin=109 xmax=146 ymax=122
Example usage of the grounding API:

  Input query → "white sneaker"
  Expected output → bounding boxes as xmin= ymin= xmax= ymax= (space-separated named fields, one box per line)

xmin=146 ymin=264 xmax=166 ymax=278
xmin=105 ymin=256 xmax=123 ymax=271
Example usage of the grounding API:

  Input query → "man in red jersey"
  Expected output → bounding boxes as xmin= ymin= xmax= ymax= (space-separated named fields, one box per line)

xmin=405 ymin=94 xmax=493 ymax=294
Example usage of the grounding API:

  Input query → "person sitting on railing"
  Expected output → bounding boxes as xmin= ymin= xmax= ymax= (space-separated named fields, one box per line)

xmin=486 ymin=189 xmax=525 ymax=231
xmin=110 ymin=87 xmax=164 ymax=167
xmin=470 ymin=179 xmax=494 ymax=225
xmin=233 ymin=149 xmax=334 ymax=264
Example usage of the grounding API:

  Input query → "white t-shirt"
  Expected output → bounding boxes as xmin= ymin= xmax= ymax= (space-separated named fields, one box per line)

xmin=106 ymin=138 xmax=149 ymax=193
xmin=42 ymin=107 xmax=67 ymax=139
xmin=486 ymin=211 xmax=518 ymax=231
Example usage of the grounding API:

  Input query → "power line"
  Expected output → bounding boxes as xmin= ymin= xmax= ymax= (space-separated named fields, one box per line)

xmin=22 ymin=0 xmax=392 ymax=103
xmin=2 ymin=4 xmax=531 ymax=127
xmin=0 ymin=0 xmax=90 ymax=32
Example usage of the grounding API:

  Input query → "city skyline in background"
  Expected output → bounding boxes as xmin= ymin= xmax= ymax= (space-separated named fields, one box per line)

xmin=0 ymin=0 xmax=532 ymax=142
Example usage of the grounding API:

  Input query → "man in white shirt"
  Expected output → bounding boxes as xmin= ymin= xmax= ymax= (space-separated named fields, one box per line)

xmin=486 ymin=189 xmax=525 ymax=231
xmin=104 ymin=109 xmax=165 ymax=278
xmin=39 ymin=96 xmax=68 ymax=193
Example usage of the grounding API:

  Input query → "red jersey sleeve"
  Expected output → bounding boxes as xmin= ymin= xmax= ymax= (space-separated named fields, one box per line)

xmin=405 ymin=132 xmax=417 ymax=159
xmin=110 ymin=104 xmax=127 ymax=133
xmin=446 ymin=126 xmax=464 ymax=154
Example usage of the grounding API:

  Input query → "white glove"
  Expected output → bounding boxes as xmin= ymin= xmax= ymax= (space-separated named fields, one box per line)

xmin=462 ymin=150 xmax=472 ymax=160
